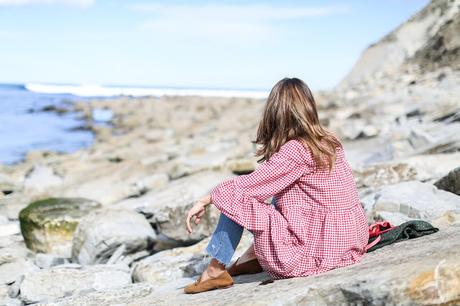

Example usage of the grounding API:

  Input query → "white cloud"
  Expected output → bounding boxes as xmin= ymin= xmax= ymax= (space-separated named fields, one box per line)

xmin=0 ymin=0 xmax=94 ymax=8
xmin=130 ymin=3 xmax=350 ymax=41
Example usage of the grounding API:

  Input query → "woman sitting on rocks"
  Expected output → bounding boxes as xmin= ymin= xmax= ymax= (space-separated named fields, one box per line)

xmin=184 ymin=77 xmax=369 ymax=294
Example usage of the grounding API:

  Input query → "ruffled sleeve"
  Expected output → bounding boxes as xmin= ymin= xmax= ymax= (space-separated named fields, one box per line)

xmin=210 ymin=139 xmax=314 ymax=232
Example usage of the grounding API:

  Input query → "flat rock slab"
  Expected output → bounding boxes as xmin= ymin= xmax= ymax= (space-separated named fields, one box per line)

xmin=0 ymin=258 xmax=37 ymax=285
xmin=361 ymin=180 xmax=460 ymax=224
xmin=19 ymin=263 xmax=131 ymax=304
xmin=36 ymin=283 xmax=154 ymax=306
xmin=127 ymin=226 xmax=460 ymax=306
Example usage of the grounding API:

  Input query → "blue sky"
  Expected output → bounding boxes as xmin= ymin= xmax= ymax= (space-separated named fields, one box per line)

xmin=0 ymin=0 xmax=429 ymax=90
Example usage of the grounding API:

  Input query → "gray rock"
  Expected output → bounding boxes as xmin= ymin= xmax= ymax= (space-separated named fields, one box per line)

xmin=126 ymin=227 xmax=460 ymax=306
xmin=407 ymin=123 xmax=460 ymax=155
xmin=434 ymin=166 xmax=460 ymax=195
xmin=71 ymin=209 xmax=156 ymax=265
xmin=337 ymin=0 xmax=459 ymax=88
xmin=0 ymin=284 xmax=9 ymax=301
xmin=18 ymin=197 xmax=101 ymax=257
xmin=36 ymin=283 xmax=154 ymax=306
xmin=23 ymin=165 xmax=63 ymax=194
xmin=132 ymin=230 xmax=253 ymax=288
xmin=2 ymin=297 xmax=23 ymax=306
xmin=225 ymin=158 xmax=257 ymax=174
xmin=394 ymin=152 xmax=460 ymax=183
xmin=0 ymin=174 xmax=22 ymax=198
xmin=7 ymin=276 xmax=22 ymax=298
xmin=353 ymin=162 xmax=418 ymax=188
xmin=116 ymin=170 xmax=234 ymax=248
xmin=0 ymin=259 xmax=37 ymax=285
xmin=170 ymin=145 xmax=241 ymax=179
xmin=117 ymin=250 xmax=150 ymax=266
xmin=338 ymin=119 xmax=379 ymax=140
xmin=57 ymin=160 xmax=163 ymax=205
xmin=1 ymin=283 xmax=22 ymax=306
xmin=19 ymin=264 xmax=131 ymax=304
xmin=34 ymin=253 xmax=67 ymax=269
xmin=361 ymin=180 xmax=460 ymax=224
xmin=0 ymin=196 xmax=30 ymax=220
xmin=0 ymin=243 xmax=32 ymax=265
xmin=0 ymin=214 xmax=8 ymax=224
xmin=0 ymin=222 xmax=20 ymax=237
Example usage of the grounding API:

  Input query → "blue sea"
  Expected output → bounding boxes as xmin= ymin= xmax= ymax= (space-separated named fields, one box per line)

xmin=0 ymin=84 xmax=95 ymax=165
xmin=0 ymin=83 xmax=268 ymax=165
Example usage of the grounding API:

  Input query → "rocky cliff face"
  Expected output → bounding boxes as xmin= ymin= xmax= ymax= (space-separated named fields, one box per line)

xmin=319 ymin=0 xmax=460 ymax=170
xmin=0 ymin=0 xmax=459 ymax=305
xmin=337 ymin=0 xmax=460 ymax=89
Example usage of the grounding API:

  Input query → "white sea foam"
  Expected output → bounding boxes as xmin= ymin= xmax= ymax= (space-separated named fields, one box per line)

xmin=25 ymin=83 xmax=269 ymax=99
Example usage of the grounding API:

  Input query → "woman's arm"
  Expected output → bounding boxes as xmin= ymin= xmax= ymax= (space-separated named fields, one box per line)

xmin=214 ymin=140 xmax=313 ymax=231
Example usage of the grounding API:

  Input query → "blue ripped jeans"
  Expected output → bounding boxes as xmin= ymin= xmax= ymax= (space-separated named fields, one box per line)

xmin=206 ymin=197 xmax=277 ymax=266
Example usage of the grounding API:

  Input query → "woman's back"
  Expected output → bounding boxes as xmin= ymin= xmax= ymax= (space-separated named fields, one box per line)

xmin=210 ymin=139 xmax=369 ymax=279
xmin=295 ymin=144 xmax=361 ymax=211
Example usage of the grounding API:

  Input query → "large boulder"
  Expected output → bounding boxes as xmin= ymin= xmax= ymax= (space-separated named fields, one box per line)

xmin=71 ymin=209 xmax=156 ymax=265
xmin=19 ymin=197 xmax=101 ymax=257
xmin=19 ymin=264 xmax=131 ymax=304
xmin=361 ymin=180 xmax=460 ymax=225
xmin=116 ymin=170 xmax=235 ymax=249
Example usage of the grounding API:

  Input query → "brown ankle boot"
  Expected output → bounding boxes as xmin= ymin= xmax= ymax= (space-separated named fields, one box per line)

xmin=227 ymin=257 xmax=263 ymax=277
xmin=184 ymin=270 xmax=234 ymax=294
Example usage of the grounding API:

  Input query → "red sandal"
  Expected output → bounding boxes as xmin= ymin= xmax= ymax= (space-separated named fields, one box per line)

xmin=365 ymin=221 xmax=396 ymax=251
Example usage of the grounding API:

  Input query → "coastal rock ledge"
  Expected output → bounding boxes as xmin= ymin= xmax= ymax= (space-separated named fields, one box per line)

xmin=36 ymin=226 xmax=460 ymax=306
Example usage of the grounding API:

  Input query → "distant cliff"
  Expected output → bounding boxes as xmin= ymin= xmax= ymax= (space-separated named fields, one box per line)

xmin=337 ymin=0 xmax=460 ymax=90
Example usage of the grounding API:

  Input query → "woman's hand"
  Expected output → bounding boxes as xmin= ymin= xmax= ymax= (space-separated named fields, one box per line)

xmin=185 ymin=195 xmax=212 ymax=234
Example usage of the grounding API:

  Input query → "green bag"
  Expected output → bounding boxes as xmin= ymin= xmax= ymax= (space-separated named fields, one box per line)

xmin=366 ymin=220 xmax=439 ymax=253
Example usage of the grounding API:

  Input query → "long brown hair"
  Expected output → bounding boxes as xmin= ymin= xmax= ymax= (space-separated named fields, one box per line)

xmin=252 ymin=77 xmax=342 ymax=173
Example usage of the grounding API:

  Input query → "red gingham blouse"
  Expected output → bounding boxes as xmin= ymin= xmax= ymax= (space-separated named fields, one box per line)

xmin=210 ymin=139 xmax=369 ymax=279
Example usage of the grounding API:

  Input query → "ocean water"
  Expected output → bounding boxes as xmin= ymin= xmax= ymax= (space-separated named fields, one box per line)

xmin=0 ymin=84 xmax=94 ymax=165
xmin=0 ymin=83 xmax=268 ymax=165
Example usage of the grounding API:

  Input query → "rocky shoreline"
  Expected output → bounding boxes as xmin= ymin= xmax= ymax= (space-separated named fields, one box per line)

xmin=1 ymin=0 xmax=460 ymax=304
